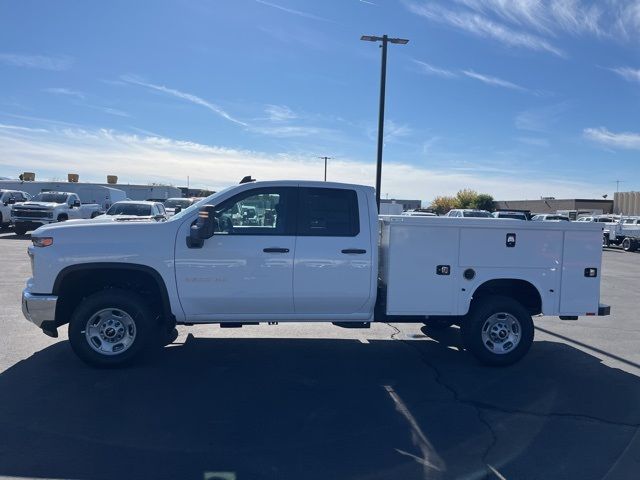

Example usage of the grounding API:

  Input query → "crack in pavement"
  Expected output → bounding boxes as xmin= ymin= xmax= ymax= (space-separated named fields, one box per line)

xmin=398 ymin=339 xmax=499 ymax=479
xmin=385 ymin=323 xmax=402 ymax=340
xmin=398 ymin=338 xmax=640 ymax=479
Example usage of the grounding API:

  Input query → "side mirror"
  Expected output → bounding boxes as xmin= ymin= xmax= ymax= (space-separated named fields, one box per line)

xmin=7 ymin=198 xmax=16 ymax=205
xmin=153 ymin=214 xmax=166 ymax=222
xmin=187 ymin=206 xmax=219 ymax=248
xmin=73 ymin=200 xmax=81 ymax=207
xmin=174 ymin=206 xmax=182 ymax=214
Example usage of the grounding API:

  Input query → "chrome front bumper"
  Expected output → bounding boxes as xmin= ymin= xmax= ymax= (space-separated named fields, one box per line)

xmin=22 ymin=288 xmax=57 ymax=328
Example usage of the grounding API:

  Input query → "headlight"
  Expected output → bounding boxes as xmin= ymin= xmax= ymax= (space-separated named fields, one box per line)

xmin=32 ymin=237 xmax=53 ymax=247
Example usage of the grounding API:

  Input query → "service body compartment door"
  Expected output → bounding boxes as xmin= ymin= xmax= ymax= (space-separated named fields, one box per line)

xmin=385 ymin=224 xmax=459 ymax=315
xmin=560 ymin=229 xmax=602 ymax=315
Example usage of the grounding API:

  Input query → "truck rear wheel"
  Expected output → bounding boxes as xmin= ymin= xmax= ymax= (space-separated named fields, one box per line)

xmin=68 ymin=289 xmax=157 ymax=367
xmin=461 ymin=296 xmax=534 ymax=366
xmin=622 ymin=238 xmax=638 ymax=252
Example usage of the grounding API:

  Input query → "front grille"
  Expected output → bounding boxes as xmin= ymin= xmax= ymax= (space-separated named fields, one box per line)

xmin=13 ymin=210 xmax=52 ymax=218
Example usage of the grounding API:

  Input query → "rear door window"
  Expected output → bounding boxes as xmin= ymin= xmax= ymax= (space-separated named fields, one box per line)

xmin=297 ymin=187 xmax=359 ymax=236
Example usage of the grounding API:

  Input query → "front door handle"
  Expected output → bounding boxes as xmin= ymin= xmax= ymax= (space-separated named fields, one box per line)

xmin=341 ymin=249 xmax=367 ymax=254
xmin=263 ymin=247 xmax=290 ymax=253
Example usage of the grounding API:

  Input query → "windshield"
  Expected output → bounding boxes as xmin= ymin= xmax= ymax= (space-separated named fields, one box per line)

xmin=463 ymin=211 xmax=492 ymax=218
xmin=33 ymin=193 xmax=68 ymax=203
xmin=497 ymin=213 xmax=527 ymax=220
xmin=106 ymin=203 xmax=152 ymax=216
xmin=164 ymin=198 xmax=192 ymax=209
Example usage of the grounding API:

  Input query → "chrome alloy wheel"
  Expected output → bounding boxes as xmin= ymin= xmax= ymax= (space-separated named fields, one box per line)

xmin=481 ymin=312 xmax=521 ymax=354
xmin=84 ymin=308 xmax=137 ymax=356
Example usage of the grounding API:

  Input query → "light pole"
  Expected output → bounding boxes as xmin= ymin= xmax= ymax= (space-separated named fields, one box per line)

xmin=318 ymin=156 xmax=332 ymax=181
xmin=361 ymin=34 xmax=409 ymax=210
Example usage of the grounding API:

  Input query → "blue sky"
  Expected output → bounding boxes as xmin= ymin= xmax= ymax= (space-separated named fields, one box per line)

xmin=1 ymin=0 xmax=639 ymax=201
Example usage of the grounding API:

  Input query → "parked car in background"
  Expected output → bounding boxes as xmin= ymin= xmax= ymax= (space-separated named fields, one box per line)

xmin=576 ymin=215 xmax=618 ymax=223
xmin=0 ymin=189 xmax=30 ymax=229
xmin=531 ymin=214 xmax=570 ymax=221
xmin=402 ymin=210 xmax=437 ymax=217
xmin=11 ymin=192 xmax=103 ymax=236
xmin=445 ymin=209 xmax=492 ymax=218
xmin=604 ymin=216 xmax=640 ymax=250
xmin=164 ymin=197 xmax=198 ymax=217
xmin=93 ymin=201 xmax=167 ymax=222
xmin=492 ymin=211 xmax=528 ymax=220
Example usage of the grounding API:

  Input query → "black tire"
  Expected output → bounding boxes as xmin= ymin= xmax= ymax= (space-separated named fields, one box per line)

xmin=14 ymin=224 xmax=28 ymax=236
xmin=622 ymin=238 xmax=634 ymax=252
xmin=57 ymin=214 xmax=68 ymax=222
xmin=630 ymin=240 xmax=639 ymax=253
xmin=461 ymin=295 xmax=534 ymax=366
xmin=603 ymin=234 xmax=610 ymax=248
xmin=68 ymin=289 xmax=158 ymax=367
xmin=424 ymin=316 xmax=456 ymax=329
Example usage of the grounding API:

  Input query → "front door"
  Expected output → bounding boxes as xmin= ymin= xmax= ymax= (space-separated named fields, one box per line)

xmin=293 ymin=187 xmax=373 ymax=315
xmin=175 ymin=187 xmax=297 ymax=319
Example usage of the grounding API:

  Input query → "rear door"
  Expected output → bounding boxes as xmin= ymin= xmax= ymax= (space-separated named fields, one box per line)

xmin=293 ymin=187 xmax=373 ymax=314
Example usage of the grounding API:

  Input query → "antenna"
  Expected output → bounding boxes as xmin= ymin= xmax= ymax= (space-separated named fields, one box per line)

xmin=239 ymin=176 xmax=256 ymax=184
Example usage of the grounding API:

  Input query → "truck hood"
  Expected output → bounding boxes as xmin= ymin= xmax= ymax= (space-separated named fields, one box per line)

xmin=14 ymin=202 xmax=59 ymax=209
xmin=33 ymin=217 xmax=168 ymax=235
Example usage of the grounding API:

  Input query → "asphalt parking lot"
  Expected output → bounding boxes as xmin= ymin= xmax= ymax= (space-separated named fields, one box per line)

xmin=1 ymin=231 xmax=639 ymax=480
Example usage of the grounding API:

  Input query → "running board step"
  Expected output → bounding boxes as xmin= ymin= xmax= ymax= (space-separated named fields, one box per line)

xmin=332 ymin=322 xmax=370 ymax=329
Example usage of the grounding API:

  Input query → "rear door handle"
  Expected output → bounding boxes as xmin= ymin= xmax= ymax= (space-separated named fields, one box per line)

xmin=341 ymin=249 xmax=367 ymax=254
xmin=263 ymin=247 xmax=290 ymax=253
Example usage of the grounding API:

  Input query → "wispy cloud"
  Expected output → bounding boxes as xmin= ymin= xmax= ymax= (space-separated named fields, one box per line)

xmin=462 ymin=69 xmax=528 ymax=91
xmin=515 ymin=103 xmax=569 ymax=132
xmin=0 ymin=123 xmax=48 ymax=133
xmin=0 ymin=53 xmax=73 ymax=70
xmin=406 ymin=1 xmax=640 ymax=56
xmin=265 ymin=104 xmax=297 ymax=122
xmin=411 ymin=59 xmax=458 ymax=78
xmin=0 ymin=125 xmax=604 ymax=199
xmin=43 ymin=88 xmax=86 ymax=99
xmin=584 ymin=127 xmax=640 ymax=150
xmin=405 ymin=2 xmax=564 ymax=56
xmin=255 ymin=0 xmax=333 ymax=23
xmin=121 ymin=75 xmax=248 ymax=126
xmin=610 ymin=66 xmax=640 ymax=83
xmin=413 ymin=59 xmax=531 ymax=92
xmin=359 ymin=0 xmax=377 ymax=5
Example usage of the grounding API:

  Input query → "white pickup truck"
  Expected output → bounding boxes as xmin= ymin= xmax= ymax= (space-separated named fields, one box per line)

xmin=21 ymin=180 xmax=609 ymax=367
xmin=0 ymin=189 xmax=31 ymax=229
xmin=11 ymin=191 xmax=103 ymax=235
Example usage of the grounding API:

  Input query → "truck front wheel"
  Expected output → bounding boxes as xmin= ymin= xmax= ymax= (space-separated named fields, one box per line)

xmin=14 ymin=224 xmax=28 ymax=236
xmin=68 ymin=289 xmax=157 ymax=367
xmin=461 ymin=296 xmax=534 ymax=366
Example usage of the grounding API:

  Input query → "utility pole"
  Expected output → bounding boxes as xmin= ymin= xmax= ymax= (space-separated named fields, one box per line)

xmin=361 ymin=34 xmax=409 ymax=210
xmin=614 ymin=180 xmax=623 ymax=193
xmin=318 ymin=156 xmax=332 ymax=181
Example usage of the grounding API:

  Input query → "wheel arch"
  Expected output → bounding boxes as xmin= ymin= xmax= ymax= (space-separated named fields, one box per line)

xmin=469 ymin=278 xmax=542 ymax=316
xmin=53 ymin=263 xmax=173 ymax=328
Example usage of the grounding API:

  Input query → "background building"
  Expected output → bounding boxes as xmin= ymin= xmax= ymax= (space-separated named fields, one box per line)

xmin=381 ymin=198 xmax=421 ymax=211
xmin=614 ymin=192 xmax=640 ymax=215
xmin=494 ymin=198 xmax=613 ymax=215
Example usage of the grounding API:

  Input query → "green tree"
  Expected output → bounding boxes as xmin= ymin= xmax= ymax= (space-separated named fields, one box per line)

xmin=429 ymin=195 xmax=457 ymax=215
xmin=473 ymin=193 xmax=495 ymax=212
xmin=455 ymin=189 xmax=478 ymax=209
